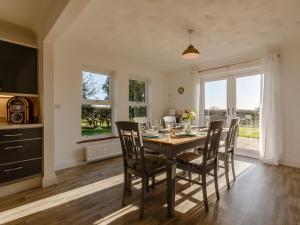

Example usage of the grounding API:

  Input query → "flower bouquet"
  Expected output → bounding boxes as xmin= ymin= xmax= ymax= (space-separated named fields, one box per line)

xmin=181 ymin=107 xmax=196 ymax=134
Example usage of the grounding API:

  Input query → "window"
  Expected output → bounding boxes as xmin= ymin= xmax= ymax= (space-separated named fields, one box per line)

xmin=81 ymin=70 xmax=112 ymax=138
xmin=129 ymin=79 xmax=148 ymax=119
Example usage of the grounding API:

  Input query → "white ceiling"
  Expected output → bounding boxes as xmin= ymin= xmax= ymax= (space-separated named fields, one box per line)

xmin=58 ymin=0 xmax=300 ymax=73
xmin=13 ymin=0 xmax=299 ymax=73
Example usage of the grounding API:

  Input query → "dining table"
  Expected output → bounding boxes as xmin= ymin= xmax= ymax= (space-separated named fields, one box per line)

xmin=142 ymin=129 xmax=228 ymax=218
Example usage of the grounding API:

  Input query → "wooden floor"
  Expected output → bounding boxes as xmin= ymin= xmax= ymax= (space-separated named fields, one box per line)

xmin=0 ymin=156 xmax=299 ymax=225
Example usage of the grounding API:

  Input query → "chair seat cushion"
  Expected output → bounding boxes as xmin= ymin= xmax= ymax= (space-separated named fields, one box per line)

xmin=218 ymin=146 xmax=233 ymax=156
xmin=177 ymin=152 xmax=203 ymax=166
xmin=127 ymin=154 xmax=166 ymax=175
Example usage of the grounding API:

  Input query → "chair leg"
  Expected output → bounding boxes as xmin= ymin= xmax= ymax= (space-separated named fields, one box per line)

xmin=122 ymin=170 xmax=128 ymax=206
xmin=224 ymin=158 xmax=230 ymax=189
xmin=202 ymin=173 xmax=209 ymax=212
xmin=146 ymin=177 xmax=150 ymax=193
xmin=127 ymin=173 xmax=132 ymax=192
xmin=140 ymin=176 xmax=146 ymax=219
xmin=189 ymin=169 xmax=192 ymax=186
xmin=151 ymin=176 xmax=155 ymax=189
xmin=214 ymin=165 xmax=220 ymax=200
xmin=231 ymin=153 xmax=236 ymax=181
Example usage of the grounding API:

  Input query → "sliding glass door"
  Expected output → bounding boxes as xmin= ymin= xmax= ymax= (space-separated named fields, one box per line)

xmin=201 ymin=72 xmax=262 ymax=158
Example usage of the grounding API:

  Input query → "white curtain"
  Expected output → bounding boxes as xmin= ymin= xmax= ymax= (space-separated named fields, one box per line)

xmin=260 ymin=53 xmax=283 ymax=165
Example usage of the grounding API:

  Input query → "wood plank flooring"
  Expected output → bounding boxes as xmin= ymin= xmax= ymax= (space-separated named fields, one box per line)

xmin=0 ymin=156 xmax=299 ymax=225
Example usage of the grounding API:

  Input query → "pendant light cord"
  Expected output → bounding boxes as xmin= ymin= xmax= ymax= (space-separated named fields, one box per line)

xmin=188 ymin=29 xmax=193 ymax=45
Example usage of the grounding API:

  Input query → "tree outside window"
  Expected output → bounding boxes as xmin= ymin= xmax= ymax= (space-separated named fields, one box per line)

xmin=129 ymin=79 xmax=147 ymax=119
xmin=81 ymin=71 xmax=112 ymax=137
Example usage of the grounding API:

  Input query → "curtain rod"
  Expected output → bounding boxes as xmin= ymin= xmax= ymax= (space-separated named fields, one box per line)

xmin=197 ymin=54 xmax=280 ymax=73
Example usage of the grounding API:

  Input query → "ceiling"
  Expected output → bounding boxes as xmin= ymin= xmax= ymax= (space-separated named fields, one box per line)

xmin=0 ymin=0 xmax=57 ymax=34
xmin=58 ymin=0 xmax=300 ymax=73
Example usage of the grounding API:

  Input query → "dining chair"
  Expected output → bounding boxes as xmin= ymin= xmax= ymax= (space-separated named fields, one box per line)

xmin=218 ymin=118 xmax=240 ymax=189
xmin=116 ymin=121 xmax=167 ymax=219
xmin=132 ymin=117 xmax=151 ymax=130
xmin=176 ymin=120 xmax=224 ymax=212
xmin=162 ymin=115 xmax=177 ymax=128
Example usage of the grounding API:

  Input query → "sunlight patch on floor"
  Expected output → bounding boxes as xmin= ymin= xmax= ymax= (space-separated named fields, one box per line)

xmin=0 ymin=160 xmax=255 ymax=224
xmin=0 ymin=174 xmax=124 ymax=224
xmin=175 ymin=199 xmax=197 ymax=214
xmin=93 ymin=204 xmax=138 ymax=225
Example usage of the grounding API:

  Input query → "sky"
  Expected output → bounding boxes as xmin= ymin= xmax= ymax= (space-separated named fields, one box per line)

xmin=82 ymin=71 xmax=108 ymax=100
xmin=205 ymin=74 xmax=261 ymax=110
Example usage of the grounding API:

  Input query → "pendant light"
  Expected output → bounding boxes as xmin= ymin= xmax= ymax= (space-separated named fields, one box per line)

xmin=182 ymin=29 xmax=199 ymax=59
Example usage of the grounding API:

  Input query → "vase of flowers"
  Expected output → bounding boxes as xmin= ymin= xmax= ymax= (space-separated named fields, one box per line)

xmin=181 ymin=107 xmax=196 ymax=134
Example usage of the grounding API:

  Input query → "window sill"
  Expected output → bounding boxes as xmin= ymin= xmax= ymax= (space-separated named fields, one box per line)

xmin=77 ymin=136 xmax=118 ymax=144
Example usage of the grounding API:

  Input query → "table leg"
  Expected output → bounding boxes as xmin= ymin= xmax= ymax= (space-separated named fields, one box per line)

xmin=166 ymin=158 xmax=176 ymax=218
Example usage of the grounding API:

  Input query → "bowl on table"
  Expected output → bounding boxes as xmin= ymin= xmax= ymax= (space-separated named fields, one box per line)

xmin=185 ymin=128 xmax=197 ymax=136
xmin=144 ymin=129 xmax=159 ymax=137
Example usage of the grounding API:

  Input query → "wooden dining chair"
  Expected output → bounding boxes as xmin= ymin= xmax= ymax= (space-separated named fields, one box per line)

xmin=218 ymin=118 xmax=240 ymax=189
xmin=132 ymin=117 xmax=151 ymax=130
xmin=163 ymin=115 xmax=177 ymax=128
xmin=176 ymin=120 xmax=224 ymax=212
xmin=116 ymin=121 xmax=167 ymax=219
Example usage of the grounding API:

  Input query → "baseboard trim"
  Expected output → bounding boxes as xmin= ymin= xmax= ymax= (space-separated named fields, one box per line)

xmin=279 ymin=159 xmax=300 ymax=169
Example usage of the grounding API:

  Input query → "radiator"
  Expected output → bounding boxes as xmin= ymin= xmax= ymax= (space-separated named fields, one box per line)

xmin=84 ymin=141 xmax=122 ymax=162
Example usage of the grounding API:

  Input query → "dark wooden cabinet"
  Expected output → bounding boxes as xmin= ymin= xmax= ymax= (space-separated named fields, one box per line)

xmin=0 ymin=127 xmax=42 ymax=185
xmin=0 ymin=139 xmax=42 ymax=164
xmin=0 ymin=40 xmax=38 ymax=95
xmin=0 ymin=128 xmax=42 ymax=142
xmin=0 ymin=159 xmax=41 ymax=183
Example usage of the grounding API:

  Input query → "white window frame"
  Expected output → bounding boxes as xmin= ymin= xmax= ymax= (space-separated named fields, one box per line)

xmin=128 ymin=76 xmax=150 ymax=119
xmin=80 ymin=67 xmax=114 ymax=139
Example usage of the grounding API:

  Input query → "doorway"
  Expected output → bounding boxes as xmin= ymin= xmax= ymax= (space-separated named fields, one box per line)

xmin=201 ymin=72 xmax=262 ymax=158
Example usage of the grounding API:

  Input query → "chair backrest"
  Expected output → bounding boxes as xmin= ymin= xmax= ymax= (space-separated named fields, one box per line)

xmin=203 ymin=120 xmax=224 ymax=164
xmin=116 ymin=121 xmax=145 ymax=170
xmin=132 ymin=117 xmax=150 ymax=130
xmin=163 ymin=116 xmax=177 ymax=128
xmin=225 ymin=118 xmax=240 ymax=153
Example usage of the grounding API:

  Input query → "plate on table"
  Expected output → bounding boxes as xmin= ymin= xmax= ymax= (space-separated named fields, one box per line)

xmin=143 ymin=134 xmax=160 ymax=139
xmin=175 ymin=132 xmax=198 ymax=137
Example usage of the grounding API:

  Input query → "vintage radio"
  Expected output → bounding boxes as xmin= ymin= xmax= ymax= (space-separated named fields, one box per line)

xmin=7 ymin=96 xmax=33 ymax=124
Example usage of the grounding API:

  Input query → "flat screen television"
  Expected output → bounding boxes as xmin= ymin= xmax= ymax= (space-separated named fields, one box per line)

xmin=0 ymin=40 xmax=38 ymax=94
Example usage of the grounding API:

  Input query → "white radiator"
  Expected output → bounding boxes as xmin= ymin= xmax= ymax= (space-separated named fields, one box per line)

xmin=84 ymin=141 xmax=122 ymax=162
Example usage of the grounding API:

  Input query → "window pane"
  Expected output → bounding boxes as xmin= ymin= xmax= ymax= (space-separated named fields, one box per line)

xmin=236 ymin=74 xmax=261 ymax=152
xmin=204 ymin=80 xmax=227 ymax=122
xmin=82 ymin=71 xmax=109 ymax=100
xmin=81 ymin=104 xmax=112 ymax=137
xmin=129 ymin=79 xmax=145 ymax=102
xmin=129 ymin=106 xmax=147 ymax=119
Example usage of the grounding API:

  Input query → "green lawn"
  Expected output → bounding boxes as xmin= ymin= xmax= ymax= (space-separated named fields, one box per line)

xmin=239 ymin=126 xmax=259 ymax=139
xmin=81 ymin=127 xmax=112 ymax=137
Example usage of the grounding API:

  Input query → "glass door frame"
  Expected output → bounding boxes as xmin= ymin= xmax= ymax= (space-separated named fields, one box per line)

xmin=200 ymin=75 xmax=232 ymax=127
xmin=200 ymin=69 xmax=263 ymax=158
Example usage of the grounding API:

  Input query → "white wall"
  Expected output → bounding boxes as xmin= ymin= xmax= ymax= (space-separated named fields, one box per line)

xmin=53 ymin=41 xmax=169 ymax=170
xmin=168 ymin=38 xmax=300 ymax=168
xmin=167 ymin=70 xmax=196 ymax=112
xmin=279 ymin=38 xmax=300 ymax=168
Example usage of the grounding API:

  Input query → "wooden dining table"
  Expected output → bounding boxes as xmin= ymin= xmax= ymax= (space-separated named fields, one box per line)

xmin=142 ymin=130 xmax=227 ymax=218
